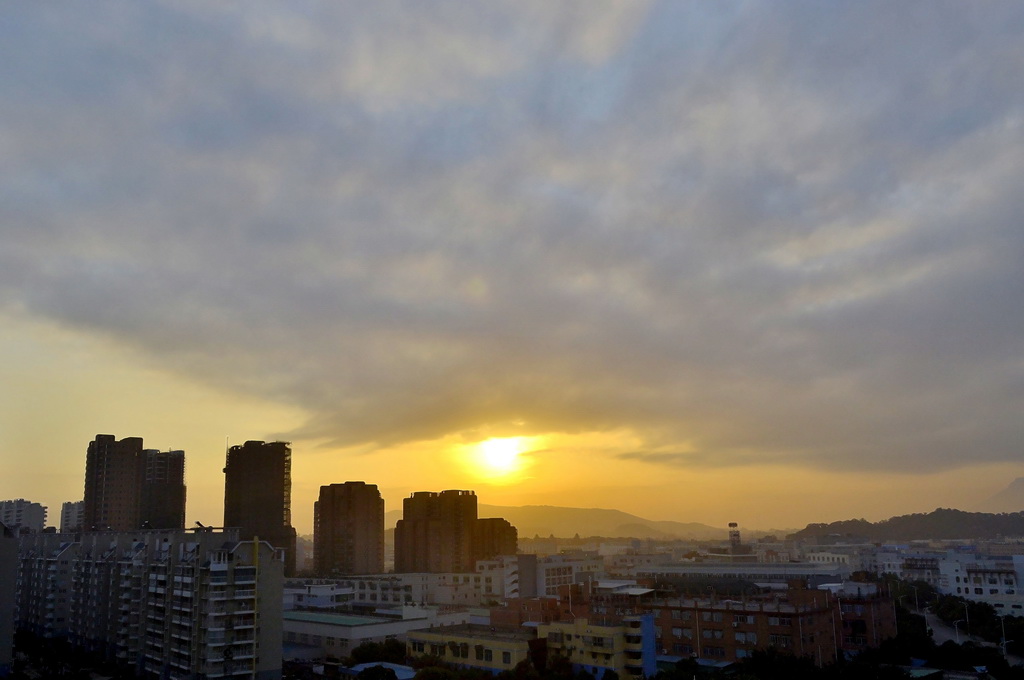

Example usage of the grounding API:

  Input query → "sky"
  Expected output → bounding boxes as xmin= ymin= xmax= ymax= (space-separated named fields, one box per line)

xmin=2 ymin=2 xmax=1023 ymax=535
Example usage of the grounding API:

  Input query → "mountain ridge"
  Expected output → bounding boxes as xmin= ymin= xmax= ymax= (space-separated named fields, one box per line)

xmin=382 ymin=503 xmax=729 ymax=540
xmin=978 ymin=477 xmax=1024 ymax=514
xmin=787 ymin=507 xmax=1024 ymax=541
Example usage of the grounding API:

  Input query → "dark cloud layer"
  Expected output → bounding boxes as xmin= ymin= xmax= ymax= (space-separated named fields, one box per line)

xmin=3 ymin=1 xmax=1023 ymax=472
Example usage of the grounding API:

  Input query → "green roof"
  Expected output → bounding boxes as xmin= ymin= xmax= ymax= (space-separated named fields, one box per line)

xmin=283 ymin=611 xmax=403 ymax=626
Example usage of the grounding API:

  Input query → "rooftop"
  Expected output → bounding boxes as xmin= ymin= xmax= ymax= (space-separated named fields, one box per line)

xmin=283 ymin=611 xmax=411 ymax=627
xmin=408 ymin=623 xmax=538 ymax=643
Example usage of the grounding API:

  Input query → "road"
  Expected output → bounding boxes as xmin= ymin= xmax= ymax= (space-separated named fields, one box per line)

xmin=923 ymin=609 xmax=1024 ymax=666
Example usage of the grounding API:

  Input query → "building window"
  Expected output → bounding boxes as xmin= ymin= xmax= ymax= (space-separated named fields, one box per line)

xmin=502 ymin=652 xmax=511 ymax=665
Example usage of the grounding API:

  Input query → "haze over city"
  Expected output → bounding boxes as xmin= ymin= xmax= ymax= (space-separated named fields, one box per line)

xmin=2 ymin=2 xmax=1023 ymax=535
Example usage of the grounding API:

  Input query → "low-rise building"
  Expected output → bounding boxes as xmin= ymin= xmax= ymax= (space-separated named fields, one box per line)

xmin=636 ymin=561 xmax=851 ymax=589
xmin=406 ymin=623 xmax=539 ymax=674
xmin=284 ymin=580 xmax=356 ymax=611
xmin=540 ymin=614 xmax=657 ymax=679
xmin=283 ymin=606 xmax=472 ymax=660
xmin=938 ymin=555 xmax=1024 ymax=612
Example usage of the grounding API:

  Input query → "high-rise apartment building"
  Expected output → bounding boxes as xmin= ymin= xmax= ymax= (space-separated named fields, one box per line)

xmin=83 ymin=435 xmax=144 ymax=531
xmin=314 ymin=482 xmax=384 ymax=576
xmin=224 ymin=440 xmax=297 ymax=576
xmin=16 ymin=528 xmax=284 ymax=679
xmin=395 ymin=490 xmax=518 ymax=573
xmin=0 ymin=499 xmax=47 ymax=533
xmin=60 ymin=501 xmax=84 ymax=533
xmin=139 ymin=449 xmax=186 ymax=529
xmin=473 ymin=518 xmax=518 ymax=563
xmin=82 ymin=435 xmax=186 ymax=531
xmin=395 ymin=490 xmax=477 ymax=573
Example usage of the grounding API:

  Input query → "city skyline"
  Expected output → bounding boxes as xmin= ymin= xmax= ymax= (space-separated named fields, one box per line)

xmin=3 ymin=3 xmax=1024 ymax=534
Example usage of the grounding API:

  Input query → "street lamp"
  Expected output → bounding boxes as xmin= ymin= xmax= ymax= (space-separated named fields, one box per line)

xmin=954 ymin=619 xmax=965 ymax=644
xmin=910 ymin=585 xmax=919 ymax=612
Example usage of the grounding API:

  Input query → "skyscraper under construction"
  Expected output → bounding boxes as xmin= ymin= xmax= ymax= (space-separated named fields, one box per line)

xmin=223 ymin=440 xmax=297 ymax=575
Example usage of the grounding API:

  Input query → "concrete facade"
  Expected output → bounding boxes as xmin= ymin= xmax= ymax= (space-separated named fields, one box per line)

xmin=16 ymin=528 xmax=284 ymax=679
xmin=314 ymin=482 xmax=385 ymax=576
xmin=540 ymin=614 xmax=657 ymax=679
xmin=223 ymin=440 xmax=297 ymax=576
xmin=0 ymin=499 xmax=47 ymax=534
xmin=406 ymin=623 xmax=537 ymax=674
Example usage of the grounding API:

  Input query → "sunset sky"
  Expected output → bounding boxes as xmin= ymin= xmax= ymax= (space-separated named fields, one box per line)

xmin=2 ymin=2 xmax=1023 ymax=535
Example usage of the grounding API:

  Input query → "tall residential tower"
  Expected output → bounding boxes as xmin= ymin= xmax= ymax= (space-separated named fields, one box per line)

xmin=314 ymin=482 xmax=385 ymax=576
xmin=82 ymin=435 xmax=186 ymax=532
xmin=394 ymin=490 xmax=518 ymax=573
xmin=83 ymin=435 xmax=144 ymax=531
xmin=224 ymin=440 xmax=297 ymax=575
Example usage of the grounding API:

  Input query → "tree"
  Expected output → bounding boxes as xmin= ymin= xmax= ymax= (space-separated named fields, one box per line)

xmin=414 ymin=666 xmax=458 ymax=680
xmin=351 ymin=639 xmax=408 ymax=665
xmin=358 ymin=666 xmax=399 ymax=680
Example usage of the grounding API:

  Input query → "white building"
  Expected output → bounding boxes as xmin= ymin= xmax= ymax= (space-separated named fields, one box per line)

xmin=0 ymin=499 xmax=47 ymax=533
xmin=536 ymin=554 xmax=604 ymax=595
xmin=937 ymin=554 xmax=1024 ymax=613
xmin=284 ymin=580 xmax=357 ymax=611
xmin=60 ymin=501 xmax=85 ymax=533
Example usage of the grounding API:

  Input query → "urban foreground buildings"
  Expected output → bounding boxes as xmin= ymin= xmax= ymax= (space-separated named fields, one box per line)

xmin=0 ymin=523 xmax=17 ymax=676
xmin=16 ymin=528 xmax=284 ymax=679
xmin=394 ymin=490 xmax=517 ymax=573
xmin=406 ymin=613 xmax=658 ymax=678
xmin=82 ymin=435 xmax=186 ymax=531
xmin=314 ymin=482 xmax=385 ymax=576
xmin=224 ymin=440 xmax=297 ymax=576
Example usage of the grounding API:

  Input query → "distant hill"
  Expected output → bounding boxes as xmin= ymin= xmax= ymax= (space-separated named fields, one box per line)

xmin=383 ymin=503 xmax=725 ymax=540
xmin=979 ymin=478 xmax=1024 ymax=513
xmin=787 ymin=508 xmax=1024 ymax=542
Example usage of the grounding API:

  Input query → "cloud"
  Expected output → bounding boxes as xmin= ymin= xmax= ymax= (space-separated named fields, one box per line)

xmin=2 ymin=1 xmax=1023 ymax=473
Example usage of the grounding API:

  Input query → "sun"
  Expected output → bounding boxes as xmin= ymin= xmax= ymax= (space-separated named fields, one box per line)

xmin=478 ymin=437 xmax=524 ymax=474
